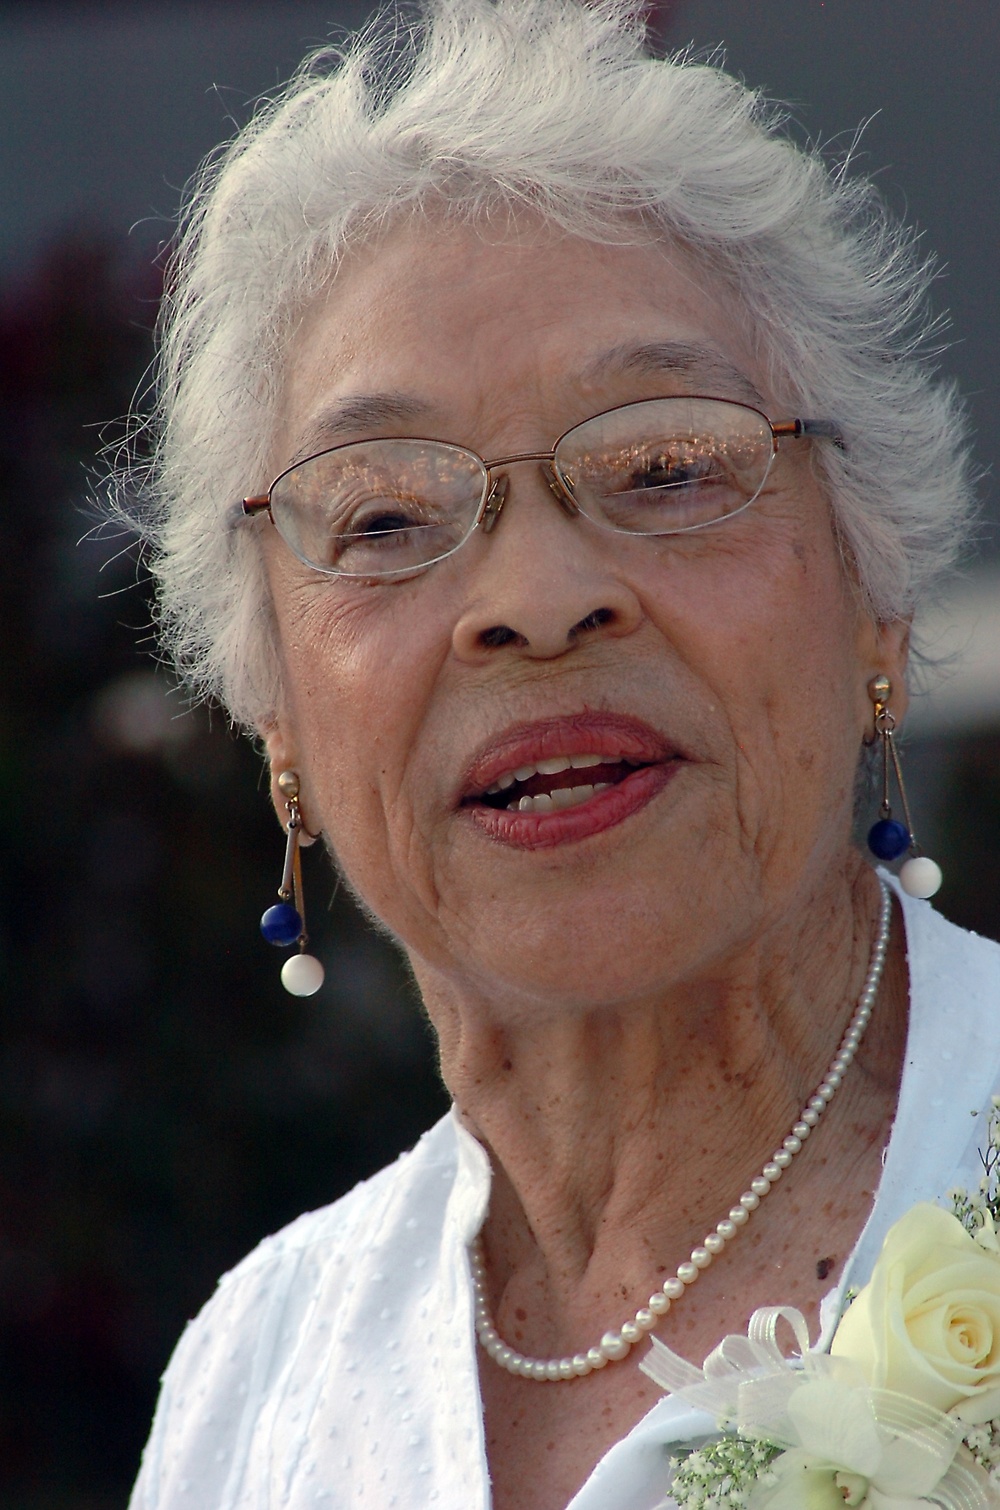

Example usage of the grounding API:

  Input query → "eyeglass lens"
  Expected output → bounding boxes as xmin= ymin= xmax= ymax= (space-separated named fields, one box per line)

xmin=268 ymin=397 xmax=776 ymax=578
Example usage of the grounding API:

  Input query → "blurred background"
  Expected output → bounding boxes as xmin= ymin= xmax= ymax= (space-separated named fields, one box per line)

xmin=1 ymin=2 xmax=998 ymax=1505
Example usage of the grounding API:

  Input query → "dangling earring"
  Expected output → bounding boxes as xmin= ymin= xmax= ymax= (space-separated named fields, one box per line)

xmin=259 ymin=770 xmax=325 ymax=995
xmin=866 ymin=675 xmax=942 ymax=899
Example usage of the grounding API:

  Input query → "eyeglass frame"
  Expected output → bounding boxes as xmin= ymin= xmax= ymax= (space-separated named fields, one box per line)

xmin=239 ymin=395 xmax=845 ymax=580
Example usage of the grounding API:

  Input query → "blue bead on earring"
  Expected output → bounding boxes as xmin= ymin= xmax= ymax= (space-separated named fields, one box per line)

xmin=260 ymin=770 xmax=325 ymax=995
xmin=866 ymin=676 xmax=942 ymax=898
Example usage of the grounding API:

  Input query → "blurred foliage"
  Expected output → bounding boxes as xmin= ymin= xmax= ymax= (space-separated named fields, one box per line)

xmin=0 ymin=236 xmax=997 ymax=1510
xmin=0 ymin=240 xmax=448 ymax=1506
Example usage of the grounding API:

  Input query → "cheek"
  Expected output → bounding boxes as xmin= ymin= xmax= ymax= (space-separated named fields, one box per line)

xmin=270 ymin=579 xmax=448 ymax=914
xmin=641 ymin=522 xmax=865 ymax=854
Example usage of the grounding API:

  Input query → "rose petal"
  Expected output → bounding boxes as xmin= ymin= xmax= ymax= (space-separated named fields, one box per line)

xmin=950 ymin=1378 xmax=1000 ymax=1425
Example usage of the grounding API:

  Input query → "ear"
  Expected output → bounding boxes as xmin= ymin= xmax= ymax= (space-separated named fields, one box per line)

xmin=262 ymin=724 xmax=319 ymax=847
xmin=855 ymin=615 xmax=911 ymax=731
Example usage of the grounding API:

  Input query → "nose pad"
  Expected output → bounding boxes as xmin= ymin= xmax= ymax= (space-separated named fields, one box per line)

xmin=543 ymin=463 xmax=579 ymax=516
xmin=480 ymin=474 xmax=509 ymax=534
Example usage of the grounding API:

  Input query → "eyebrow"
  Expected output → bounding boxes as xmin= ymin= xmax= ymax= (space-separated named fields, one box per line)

xmin=285 ymin=340 xmax=766 ymax=466
xmin=582 ymin=340 xmax=767 ymax=407
xmin=287 ymin=392 xmax=433 ymax=465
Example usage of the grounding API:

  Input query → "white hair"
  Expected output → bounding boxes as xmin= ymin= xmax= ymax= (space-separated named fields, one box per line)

xmin=119 ymin=0 xmax=975 ymax=729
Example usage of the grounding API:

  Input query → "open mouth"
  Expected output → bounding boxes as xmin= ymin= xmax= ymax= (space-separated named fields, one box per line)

xmin=469 ymin=753 xmax=651 ymax=813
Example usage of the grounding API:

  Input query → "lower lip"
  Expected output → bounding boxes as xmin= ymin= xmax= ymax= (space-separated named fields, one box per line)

xmin=465 ymin=762 xmax=680 ymax=850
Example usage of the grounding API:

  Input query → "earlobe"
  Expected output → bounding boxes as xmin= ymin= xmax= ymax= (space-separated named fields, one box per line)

xmin=262 ymin=725 xmax=319 ymax=846
xmin=857 ymin=615 xmax=911 ymax=729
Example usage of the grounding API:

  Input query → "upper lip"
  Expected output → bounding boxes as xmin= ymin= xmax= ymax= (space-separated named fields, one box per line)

xmin=458 ymin=711 xmax=683 ymax=804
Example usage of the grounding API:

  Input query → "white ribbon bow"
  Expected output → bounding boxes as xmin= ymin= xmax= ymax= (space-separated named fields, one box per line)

xmin=640 ymin=1307 xmax=999 ymax=1509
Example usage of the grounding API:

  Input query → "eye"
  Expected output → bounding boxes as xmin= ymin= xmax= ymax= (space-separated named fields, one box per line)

xmin=342 ymin=498 xmax=434 ymax=539
xmin=618 ymin=442 xmax=728 ymax=494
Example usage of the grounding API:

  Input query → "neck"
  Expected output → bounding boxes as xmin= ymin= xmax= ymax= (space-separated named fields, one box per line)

xmin=410 ymin=858 xmax=905 ymax=1354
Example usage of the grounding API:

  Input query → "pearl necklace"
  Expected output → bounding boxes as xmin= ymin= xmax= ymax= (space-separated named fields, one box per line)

xmin=471 ymin=877 xmax=892 ymax=1382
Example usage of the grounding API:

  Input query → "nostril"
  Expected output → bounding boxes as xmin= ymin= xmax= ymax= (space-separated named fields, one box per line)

xmin=479 ymin=624 xmax=525 ymax=649
xmin=573 ymin=608 xmax=615 ymax=636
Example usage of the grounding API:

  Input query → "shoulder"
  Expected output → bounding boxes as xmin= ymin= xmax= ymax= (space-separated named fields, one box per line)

xmin=129 ymin=1112 xmax=463 ymax=1509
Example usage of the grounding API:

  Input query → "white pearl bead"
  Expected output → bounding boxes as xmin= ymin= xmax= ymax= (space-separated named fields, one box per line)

xmin=704 ymin=1232 xmax=726 ymax=1253
xmin=750 ymin=1176 xmax=771 ymax=1197
xmin=587 ymin=1347 xmax=609 ymax=1370
xmin=801 ymin=1108 xmax=820 ymax=1127
xmin=648 ymin=1292 xmax=671 ymax=1314
xmin=899 ymin=855 xmax=942 ymax=898
xmin=280 ymin=952 xmax=325 ymax=996
xmin=690 ymin=1246 xmax=713 ymax=1268
xmin=773 ymin=1150 xmax=793 ymax=1168
xmin=573 ymin=1354 xmax=592 ymax=1376
xmin=634 ymin=1308 xmax=656 ymax=1331
xmin=516 ymin=1357 xmax=533 ymax=1377
xmin=558 ymin=1359 xmax=575 ymax=1379
xmin=496 ymin=1346 xmax=513 ymax=1367
xmin=716 ymin=1219 xmax=737 ymax=1240
xmin=729 ymin=1206 xmax=750 ymax=1225
xmin=663 ymin=1276 xmax=686 ymax=1300
xmin=545 ymin=1361 xmax=562 ymax=1381
xmin=761 ymin=1164 xmax=782 ymax=1184
xmin=783 ymin=1135 xmax=802 ymax=1153
xmin=792 ymin=1122 xmax=811 ymax=1139
xmin=817 ymin=1084 xmax=836 ymax=1103
xmin=740 ymin=1191 xmax=760 ymax=1211
xmin=824 ymin=1070 xmax=842 ymax=1089
xmin=677 ymin=1262 xmax=699 ymax=1285
xmin=620 ymin=1320 xmax=642 ymax=1344
xmin=600 ymin=1331 xmax=630 ymax=1360
xmin=809 ymin=1095 xmax=827 ymax=1113
xmin=531 ymin=1361 xmax=549 ymax=1381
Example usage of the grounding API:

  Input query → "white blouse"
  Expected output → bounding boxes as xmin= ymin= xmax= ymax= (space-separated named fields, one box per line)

xmin=130 ymin=883 xmax=1000 ymax=1510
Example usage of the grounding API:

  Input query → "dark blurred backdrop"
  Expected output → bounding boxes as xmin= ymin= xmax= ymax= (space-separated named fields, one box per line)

xmin=1 ymin=4 xmax=999 ymax=1506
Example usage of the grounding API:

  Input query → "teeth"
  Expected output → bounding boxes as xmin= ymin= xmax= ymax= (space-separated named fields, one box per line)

xmin=517 ymin=793 xmax=552 ymax=812
xmin=484 ymin=771 xmax=518 ymax=795
xmin=550 ymin=784 xmax=593 ymax=809
xmin=485 ymin=753 xmax=607 ymax=794
xmin=509 ymin=782 xmax=612 ymax=814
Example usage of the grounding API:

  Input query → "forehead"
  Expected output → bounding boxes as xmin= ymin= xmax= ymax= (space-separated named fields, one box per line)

xmin=277 ymin=218 xmax=767 ymax=464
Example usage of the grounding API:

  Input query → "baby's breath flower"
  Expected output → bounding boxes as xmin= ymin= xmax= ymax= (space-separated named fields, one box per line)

xmin=953 ymin=1105 xmax=1000 ymax=1238
xmin=964 ymin=1416 xmax=1000 ymax=1481
xmin=670 ymin=1435 xmax=781 ymax=1509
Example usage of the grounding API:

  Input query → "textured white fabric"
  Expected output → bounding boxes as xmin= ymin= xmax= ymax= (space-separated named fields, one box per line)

xmin=131 ymin=884 xmax=1000 ymax=1510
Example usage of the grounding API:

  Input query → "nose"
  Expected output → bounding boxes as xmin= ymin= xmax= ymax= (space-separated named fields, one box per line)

xmin=451 ymin=465 xmax=644 ymax=663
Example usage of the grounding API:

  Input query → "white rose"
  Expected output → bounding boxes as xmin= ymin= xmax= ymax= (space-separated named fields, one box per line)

xmin=831 ymin=1202 xmax=1000 ymax=1424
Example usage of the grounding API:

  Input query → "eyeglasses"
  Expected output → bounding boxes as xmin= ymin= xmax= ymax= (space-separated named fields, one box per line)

xmin=241 ymin=396 xmax=843 ymax=581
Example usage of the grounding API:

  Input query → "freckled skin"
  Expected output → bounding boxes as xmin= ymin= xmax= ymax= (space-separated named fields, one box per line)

xmin=259 ymin=219 xmax=912 ymax=1510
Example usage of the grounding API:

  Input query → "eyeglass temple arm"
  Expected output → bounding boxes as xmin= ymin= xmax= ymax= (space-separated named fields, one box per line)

xmin=226 ymin=495 xmax=270 ymax=527
xmin=772 ymin=418 xmax=846 ymax=450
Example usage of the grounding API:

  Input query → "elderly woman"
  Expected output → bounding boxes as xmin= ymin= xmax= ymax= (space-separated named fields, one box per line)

xmin=126 ymin=3 xmax=1000 ymax=1508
